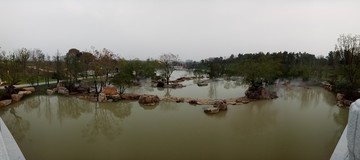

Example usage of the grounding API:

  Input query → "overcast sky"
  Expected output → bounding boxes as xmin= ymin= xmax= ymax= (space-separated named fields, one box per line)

xmin=0 ymin=0 xmax=359 ymax=60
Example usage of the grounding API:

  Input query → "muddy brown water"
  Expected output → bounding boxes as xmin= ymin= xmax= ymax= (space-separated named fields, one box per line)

xmin=0 ymin=71 xmax=348 ymax=160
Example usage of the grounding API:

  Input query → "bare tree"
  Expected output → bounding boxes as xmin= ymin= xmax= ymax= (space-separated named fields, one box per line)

xmin=335 ymin=34 xmax=360 ymax=85
xmin=159 ymin=53 xmax=179 ymax=85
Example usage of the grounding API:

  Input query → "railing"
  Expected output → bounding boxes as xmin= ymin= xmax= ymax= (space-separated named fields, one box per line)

xmin=331 ymin=99 xmax=360 ymax=160
xmin=0 ymin=118 xmax=25 ymax=160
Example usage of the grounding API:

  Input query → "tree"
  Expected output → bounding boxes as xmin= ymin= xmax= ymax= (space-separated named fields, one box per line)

xmin=79 ymin=52 xmax=96 ymax=79
xmin=159 ymin=53 xmax=179 ymax=85
xmin=335 ymin=34 xmax=360 ymax=86
xmin=64 ymin=48 xmax=81 ymax=90
xmin=28 ymin=49 xmax=45 ymax=86
xmin=112 ymin=69 xmax=133 ymax=94
xmin=0 ymin=50 xmax=28 ymax=86
xmin=239 ymin=53 xmax=282 ymax=87
xmin=94 ymin=48 xmax=117 ymax=84
xmin=53 ymin=51 xmax=65 ymax=83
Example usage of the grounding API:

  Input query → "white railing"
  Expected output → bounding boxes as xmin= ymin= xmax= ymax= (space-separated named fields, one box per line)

xmin=331 ymin=99 xmax=360 ymax=160
xmin=0 ymin=118 xmax=25 ymax=160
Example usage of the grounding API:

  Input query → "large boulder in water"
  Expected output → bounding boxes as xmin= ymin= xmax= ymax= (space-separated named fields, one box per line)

xmin=204 ymin=107 xmax=220 ymax=114
xmin=18 ymin=91 xmax=32 ymax=95
xmin=0 ymin=99 xmax=12 ymax=107
xmin=23 ymin=87 xmax=35 ymax=92
xmin=245 ymin=86 xmax=277 ymax=100
xmin=121 ymin=93 xmax=141 ymax=100
xmin=102 ymin=86 xmax=118 ymax=96
xmin=11 ymin=94 xmax=23 ymax=102
xmin=138 ymin=95 xmax=160 ymax=105
xmin=57 ymin=87 xmax=69 ymax=95
xmin=98 ymin=93 xmax=107 ymax=102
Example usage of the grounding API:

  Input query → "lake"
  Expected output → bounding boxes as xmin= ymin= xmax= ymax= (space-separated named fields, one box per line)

xmin=0 ymin=71 xmax=348 ymax=160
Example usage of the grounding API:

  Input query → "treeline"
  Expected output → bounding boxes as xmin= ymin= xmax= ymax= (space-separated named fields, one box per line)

xmin=0 ymin=47 xmax=160 ymax=93
xmin=188 ymin=34 xmax=360 ymax=94
xmin=190 ymin=51 xmax=325 ymax=83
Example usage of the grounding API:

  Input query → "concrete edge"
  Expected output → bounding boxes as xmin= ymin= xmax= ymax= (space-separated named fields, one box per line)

xmin=330 ymin=125 xmax=349 ymax=160
xmin=0 ymin=118 xmax=26 ymax=160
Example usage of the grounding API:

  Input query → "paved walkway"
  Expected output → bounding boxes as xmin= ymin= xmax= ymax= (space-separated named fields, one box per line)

xmin=0 ymin=81 xmax=58 ymax=90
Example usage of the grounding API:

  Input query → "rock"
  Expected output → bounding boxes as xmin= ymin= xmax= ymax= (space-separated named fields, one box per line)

xmin=111 ymin=94 xmax=121 ymax=99
xmin=235 ymin=97 xmax=250 ymax=104
xmin=46 ymin=89 xmax=54 ymax=95
xmin=337 ymin=101 xmax=344 ymax=107
xmin=157 ymin=81 xmax=165 ymax=87
xmin=176 ymin=97 xmax=185 ymax=103
xmin=197 ymin=80 xmax=209 ymax=87
xmin=189 ymin=99 xmax=198 ymax=105
xmin=204 ymin=107 xmax=220 ymax=114
xmin=23 ymin=87 xmax=35 ymax=92
xmin=336 ymin=93 xmax=344 ymax=101
xmin=343 ymin=100 xmax=353 ymax=106
xmin=57 ymin=87 xmax=69 ymax=95
xmin=98 ymin=93 xmax=107 ymax=102
xmin=213 ymin=100 xmax=227 ymax=111
xmin=102 ymin=86 xmax=118 ymax=95
xmin=227 ymin=101 xmax=237 ymax=105
xmin=121 ymin=93 xmax=141 ymax=100
xmin=18 ymin=91 xmax=32 ymax=95
xmin=107 ymin=94 xmax=121 ymax=102
xmin=0 ymin=99 xmax=12 ymax=107
xmin=197 ymin=82 xmax=208 ymax=86
xmin=164 ymin=83 xmax=184 ymax=88
xmin=138 ymin=95 xmax=160 ymax=105
xmin=11 ymin=94 xmax=23 ymax=102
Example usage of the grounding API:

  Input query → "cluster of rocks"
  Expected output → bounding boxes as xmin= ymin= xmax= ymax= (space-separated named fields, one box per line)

xmin=170 ymin=77 xmax=193 ymax=83
xmin=154 ymin=81 xmax=185 ymax=88
xmin=336 ymin=93 xmax=353 ymax=107
xmin=321 ymin=81 xmax=333 ymax=91
xmin=47 ymin=83 xmax=70 ymax=95
xmin=245 ymin=86 xmax=278 ymax=100
xmin=204 ymin=100 xmax=228 ymax=114
xmin=320 ymin=81 xmax=354 ymax=107
xmin=197 ymin=80 xmax=209 ymax=87
xmin=160 ymin=96 xmax=251 ymax=106
xmin=138 ymin=95 xmax=160 ymax=105
xmin=72 ymin=85 xmax=161 ymax=106
xmin=152 ymin=76 xmax=197 ymax=89
xmin=0 ymin=87 xmax=35 ymax=107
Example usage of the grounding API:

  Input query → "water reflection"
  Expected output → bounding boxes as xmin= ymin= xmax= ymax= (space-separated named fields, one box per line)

xmin=23 ymin=96 xmax=41 ymax=113
xmin=157 ymin=87 xmax=173 ymax=97
xmin=140 ymin=104 xmax=158 ymax=110
xmin=98 ymin=102 xmax=132 ymax=119
xmin=57 ymin=96 xmax=93 ymax=121
xmin=278 ymin=87 xmax=333 ymax=109
xmin=208 ymin=81 xmax=218 ymax=98
xmin=234 ymin=100 xmax=279 ymax=133
xmin=3 ymin=107 xmax=30 ymax=142
xmin=81 ymin=102 xmax=131 ymax=142
xmin=0 ymin=78 xmax=349 ymax=160
xmin=159 ymin=101 xmax=179 ymax=111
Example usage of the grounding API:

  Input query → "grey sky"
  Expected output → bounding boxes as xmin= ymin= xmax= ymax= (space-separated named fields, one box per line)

xmin=0 ymin=0 xmax=359 ymax=60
